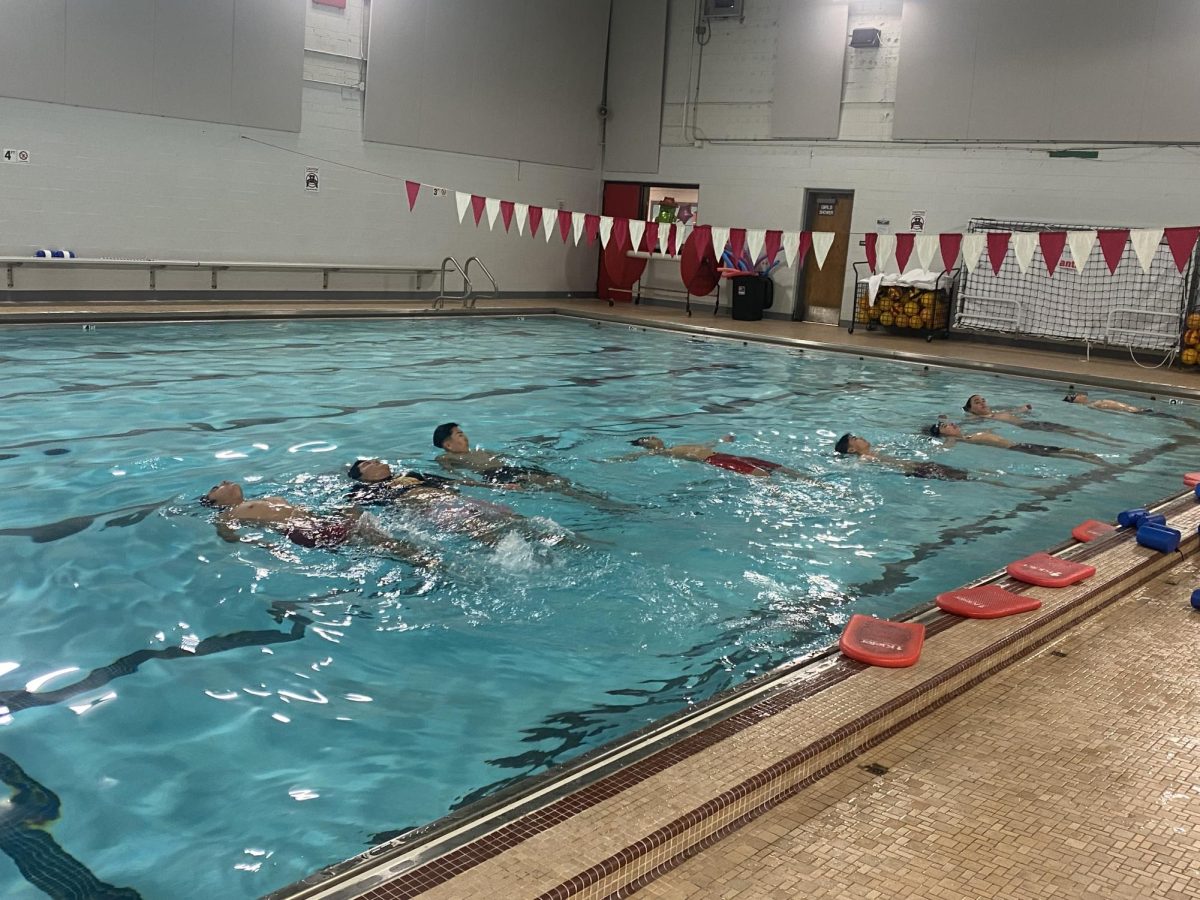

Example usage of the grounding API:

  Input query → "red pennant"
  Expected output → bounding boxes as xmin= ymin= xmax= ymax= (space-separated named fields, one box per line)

xmin=986 ymin=232 xmax=1010 ymax=275
xmin=643 ymin=222 xmax=660 ymax=253
xmin=796 ymin=231 xmax=813 ymax=267
xmin=557 ymin=210 xmax=572 ymax=243
xmin=528 ymin=205 xmax=543 ymax=238
xmin=938 ymin=233 xmax=962 ymax=272
xmin=1038 ymin=231 xmax=1066 ymax=276
xmin=1164 ymin=226 xmax=1200 ymax=273
xmin=666 ymin=225 xmax=679 ymax=256
xmin=764 ymin=230 xmax=783 ymax=265
xmin=499 ymin=200 xmax=515 ymax=232
xmin=583 ymin=214 xmax=599 ymax=245
xmin=728 ymin=228 xmax=747 ymax=265
xmin=1096 ymin=229 xmax=1129 ymax=275
xmin=470 ymin=195 xmax=486 ymax=226
xmin=405 ymin=180 xmax=421 ymax=211
xmin=895 ymin=233 xmax=915 ymax=272
xmin=864 ymin=233 xmax=878 ymax=273
xmin=612 ymin=217 xmax=630 ymax=252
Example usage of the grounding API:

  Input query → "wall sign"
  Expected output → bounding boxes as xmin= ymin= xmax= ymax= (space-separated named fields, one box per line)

xmin=818 ymin=200 xmax=836 ymax=215
xmin=2 ymin=149 xmax=30 ymax=163
xmin=909 ymin=209 xmax=926 ymax=232
xmin=305 ymin=167 xmax=319 ymax=192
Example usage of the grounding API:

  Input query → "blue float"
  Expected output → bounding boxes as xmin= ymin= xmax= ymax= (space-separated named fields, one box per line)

xmin=1192 ymin=589 xmax=1200 ymax=610
xmin=1136 ymin=523 xmax=1181 ymax=553
xmin=1116 ymin=508 xmax=1147 ymax=527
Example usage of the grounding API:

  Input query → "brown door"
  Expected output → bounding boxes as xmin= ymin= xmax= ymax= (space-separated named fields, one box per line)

xmin=796 ymin=190 xmax=854 ymax=323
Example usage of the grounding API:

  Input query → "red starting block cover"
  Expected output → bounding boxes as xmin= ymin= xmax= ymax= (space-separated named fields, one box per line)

xmin=1072 ymin=519 xmax=1117 ymax=543
xmin=1006 ymin=552 xmax=1095 ymax=587
xmin=936 ymin=585 xmax=1042 ymax=619
xmin=1184 ymin=472 xmax=1200 ymax=487
xmin=839 ymin=614 xmax=925 ymax=668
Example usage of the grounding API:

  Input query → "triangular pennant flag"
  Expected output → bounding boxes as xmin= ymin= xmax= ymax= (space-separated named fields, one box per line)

xmin=470 ymin=194 xmax=487 ymax=226
xmin=876 ymin=234 xmax=897 ymax=272
xmin=728 ymin=228 xmax=747 ymax=265
xmin=939 ymin=233 xmax=962 ymax=272
xmin=643 ymin=222 xmax=659 ymax=253
xmin=1012 ymin=232 xmax=1037 ymax=274
xmin=745 ymin=228 xmax=766 ymax=265
xmin=499 ymin=200 xmax=515 ymax=232
xmin=1130 ymin=228 xmax=1162 ymax=273
xmin=676 ymin=224 xmax=691 ymax=255
xmin=864 ymin=233 xmax=878 ymax=273
xmin=544 ymin=207 xmax=557 ymax=242
xmin=598 ymin=216 xmax=614 ymax=248
xmin=1096 ymin=229 xmax=1128 ymax=274
xmin=557 ymin=209 xmax=572 ymax=243
xmin=528 ymin=205 xmax=543 ymax=238
xmin=1164 ymin=226 xmax=1200 ymax=273
xmin=796 ymin=231 xmax=813 ymax=268
xmin=709 ymin=226 xmax=730 ymax=262
xmin=455 ymin=191 xmax=471 ymax=223
xmin=811 ymin=232 xmax=834 ymax=269
xmin=666 ymin=224 xmax=679 ymax=256
xmin=781 ymin=231 xmax=802 ymax=268
xmin=485 ymin=197 xmax=501 ymax=230
xmin=763 ymin=230 xmax=783 ymax=265
xmin=1039 ymin=231 xmax=1067 ymax=276
xmin=628 ymin=219 xmax=645 ymax=254
xmin=513 ymin=202 xmax=528 ymax=235
xmin=1067 ymin=230 xmax=1097 ymax=273
xmin=894 ymin=233 xmax=915 ymax=271
xmin=986 ymin=232 xmax=1010 ymax=275
xmin=405 ymin=180 xmax=421 ymax=211
xmin=584 ymin=213 xmax=600 ymax=245
xmin=962 ymin=234 xmax=986 ymax=273
xmin=612 ymin=217 xmax=631 ymax=253
xmin=915 ymin=234 xmax=939 ymax=271
xmin=572 ymin=211 xmax=586 ymax=245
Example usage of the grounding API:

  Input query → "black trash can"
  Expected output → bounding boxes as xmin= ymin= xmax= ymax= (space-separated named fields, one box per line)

xmin=731 ymin=275 xmax=774 ymax=321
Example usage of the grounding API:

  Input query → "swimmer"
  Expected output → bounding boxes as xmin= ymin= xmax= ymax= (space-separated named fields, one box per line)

xmin=433 ymin=423 xmax=631 ymax=509
xmin=962 ymin=394 xmax=1117 ymax=444
xmin=834 ymin=433 xmax=969 ymax=481
xmin=928 ymin=422 xmax=1105 ymax=464
xmin=347 ymin=459 xmax=591 ymax=549
xmin=202 ymin=480 xmax=436 ymax=567
xmin=624 ymin=435 xmax=821 ymax=483
xmin=1063 ymin=391 xmax=1200 ymax=427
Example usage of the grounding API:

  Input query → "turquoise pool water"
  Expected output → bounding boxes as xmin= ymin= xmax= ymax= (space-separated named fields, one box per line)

xmin=0 ymin=316 xmax=1194 ymax=899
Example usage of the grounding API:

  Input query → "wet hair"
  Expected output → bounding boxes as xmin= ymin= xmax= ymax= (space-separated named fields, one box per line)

xmin=928 ymin=422 xmax=943 ymax=437
xmin=834 ymin=433 xmax=852 ymax=455
xmin=198 ymin=494 xmax=218 ymax=508
xmin=433 ymin=422 xmax=459 ymax=449
xmin=347 ymin=459 xmax=369 ymax=481
xmin=1063 ymin=392 xmax=1078 ymax=402
xmin=962 ymin=395 xmax=980 ymax=413
xmin=630 ymin=436 xmax=655 ymax=447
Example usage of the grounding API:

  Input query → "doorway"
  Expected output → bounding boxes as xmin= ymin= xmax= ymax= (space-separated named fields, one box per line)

xmin=795 ymin=189 xmax=854 ymax=324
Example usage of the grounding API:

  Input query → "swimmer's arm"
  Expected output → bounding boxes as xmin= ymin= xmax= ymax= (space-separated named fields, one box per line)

xmin=215 ymin=516 xmax=244 ymax=543
xmin=996 ymin=404 xmax=1033 ymax=416
xmin=606 ymin=450 xmax=649 ymax=462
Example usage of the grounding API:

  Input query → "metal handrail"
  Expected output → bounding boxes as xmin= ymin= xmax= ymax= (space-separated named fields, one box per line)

xmin=432 ymin=256 xmax=471 ymax=310
xmin=463 ymin=257 xmax=498 ymax=309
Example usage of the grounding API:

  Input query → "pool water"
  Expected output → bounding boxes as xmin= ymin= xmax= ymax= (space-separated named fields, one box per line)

xmin=0 ymin=316 xmax=1193 ymax=899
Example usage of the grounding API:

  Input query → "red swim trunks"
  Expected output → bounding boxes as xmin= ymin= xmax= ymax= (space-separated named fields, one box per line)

xmin=705 ymin=453 xmax=782 ymax=475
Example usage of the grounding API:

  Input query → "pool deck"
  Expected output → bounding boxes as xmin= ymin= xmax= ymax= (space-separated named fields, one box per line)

xmin=7 ymin=297 xmax=1200 ymax=899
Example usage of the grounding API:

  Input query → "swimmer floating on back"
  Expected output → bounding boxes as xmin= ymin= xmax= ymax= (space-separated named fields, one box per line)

xmin=623 ymin=435 xmax=822 ymax=484
xmin=834 ymin=433 xmax=969 ymax=481
xmin=962 ymin=394 xmax=1117 ymax=445
xmin=928 ymin=421 xmax=1106 ymax=464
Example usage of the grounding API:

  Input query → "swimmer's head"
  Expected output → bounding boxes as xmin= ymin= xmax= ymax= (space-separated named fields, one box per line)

xmin=631 ymin=436 xmax=665 ymax=450
xmin=1063 ymin=392 xmax=1087 ymax=403
xmin=834 ymin=434 xmax=870 ymax=456
xmin=348 ymin=458 xmax=393 ymax=483
xmin=963 ymin=394 xmax=990 ymax=415
xmin=433 ymin=422 xmax=468 ymax=453
xmin=202 ymin=480 xmax=244 ymax=508
xmin=929 ymin=421 xmax=962 ymax=438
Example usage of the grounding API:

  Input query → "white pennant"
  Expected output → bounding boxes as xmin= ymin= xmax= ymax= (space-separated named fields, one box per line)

xmin=961 ymin=234 xmax=986 ymax=273
xmin=745 ymin=228 xmax=766 ymax=264
xmin=1012 ymin=232 xmax=1037 ymax=274
xmin=484 ymin=197 xmax=501 ymax=230
xmin=455 ymin=191 xmax=471 ymax=224
xmin=598 ymin=215 xmax=614 ymax=248
xmin=915 ymin=234 xmax=939 ymax=271
xmin=544 ymin=209 xmax=557 ymax=242
xmin=875 ymin=234 xmax=897 ymax=272
xmin=514 ymin=202 xmax=528 ymax=235
xmin=572 ymin=211 xmax=586 ymax=245
xmin=628 ymin=219 xmax=646 ymax=253
xmin=709 ymin=226 xmax=730 ymax=261
xmin=1130 ymin=228 xmax=1162 ymax=273
xmin=781 ymin=231 xmax=802 ymax=268
xmin=1067 ymin=230 xmax=1097 ymax=273
xmin=674 ymin=224 xmax=689 ymax=256
xmin=811 ymin=232 xmax=835 ymax=269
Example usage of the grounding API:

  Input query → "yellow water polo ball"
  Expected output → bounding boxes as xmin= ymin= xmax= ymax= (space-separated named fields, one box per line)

xmin=1182 ymin=348 xmax=1198 ymax=366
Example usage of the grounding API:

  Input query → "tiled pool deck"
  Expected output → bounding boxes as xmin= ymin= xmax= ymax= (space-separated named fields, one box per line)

xmin=5 ymin=297 xmax=1199 ymax=899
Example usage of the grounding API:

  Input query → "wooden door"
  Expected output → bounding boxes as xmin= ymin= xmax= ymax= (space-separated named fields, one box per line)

xmin=597 ymin=182 xmax=645 ymax=301
xmin=797 ymin=190 xmax=854 ymax=323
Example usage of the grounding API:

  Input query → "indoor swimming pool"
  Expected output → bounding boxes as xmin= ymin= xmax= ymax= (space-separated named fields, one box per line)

xmin=0 ymin=315 xmax=1194 ymax=899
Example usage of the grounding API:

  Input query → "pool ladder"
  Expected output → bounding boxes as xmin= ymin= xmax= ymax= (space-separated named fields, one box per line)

xmin=431 ymin=256 xmax=499 ymax=309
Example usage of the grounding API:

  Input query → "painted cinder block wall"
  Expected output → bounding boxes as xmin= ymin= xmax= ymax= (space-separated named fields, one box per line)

xmin=608 ymin=0 xmax=1200 ymax=321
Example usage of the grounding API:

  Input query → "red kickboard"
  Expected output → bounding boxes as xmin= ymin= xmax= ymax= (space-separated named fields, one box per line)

xmin=1006 ymin=552 xmax=1095 ymax=588
xmin=1184 ymin=472 xmax=1200 ymax=487
xmin=1072 ymin=519 xmax=1117 ymax=543
xmin=936 ymin=585 xmax=1042 ymax=619
xmin=839 ymin=614 xmax=925 ymax=668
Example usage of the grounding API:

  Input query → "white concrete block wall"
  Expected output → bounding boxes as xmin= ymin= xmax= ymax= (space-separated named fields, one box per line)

xmin=0 ymin=0 xmax=601 ymax=295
